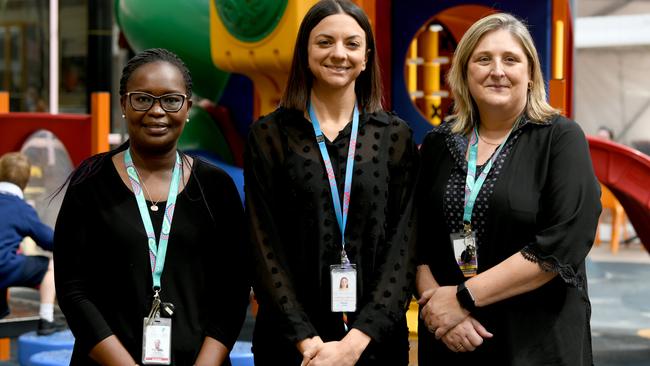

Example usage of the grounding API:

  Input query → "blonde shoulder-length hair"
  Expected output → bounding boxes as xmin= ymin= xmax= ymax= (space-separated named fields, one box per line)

xmin=446 ymin=13 xmax=558 ymax=135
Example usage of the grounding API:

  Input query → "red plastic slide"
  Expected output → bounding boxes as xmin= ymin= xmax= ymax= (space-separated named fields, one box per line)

xmin=588 ymin=136 xmax=650 ymax=252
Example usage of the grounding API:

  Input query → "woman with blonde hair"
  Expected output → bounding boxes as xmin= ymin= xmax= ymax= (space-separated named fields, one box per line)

xmin=415 ymin=13 xmax=600 ymax=364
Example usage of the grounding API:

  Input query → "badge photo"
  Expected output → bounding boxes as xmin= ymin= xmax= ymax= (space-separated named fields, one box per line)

xmin=330 ymin=264 xmax=357 ymax=312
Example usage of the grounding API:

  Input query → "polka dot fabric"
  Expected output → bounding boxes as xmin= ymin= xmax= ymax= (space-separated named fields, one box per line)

xmin=441 ymin=122 xmax=524 ymax=248
xmin=245 ymin=107 xmax=418 ymax=364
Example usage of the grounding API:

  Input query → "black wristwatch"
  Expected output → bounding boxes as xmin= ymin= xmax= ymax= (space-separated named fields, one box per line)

xmin=456 ymin=281 xmax=476 ymax=312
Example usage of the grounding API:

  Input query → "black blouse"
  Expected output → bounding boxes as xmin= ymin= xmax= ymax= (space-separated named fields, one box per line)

xmin=417 ymin=115 xmax=601 ymax=365
xmin=54 ymin=155 xmax=250 ymax=365
xmin=245 ymin=107 xmax=418 ymax=364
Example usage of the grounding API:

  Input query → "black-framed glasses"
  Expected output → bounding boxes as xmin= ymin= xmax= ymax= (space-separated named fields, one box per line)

xmin=126 ymin=92 xmax=187 ymax=112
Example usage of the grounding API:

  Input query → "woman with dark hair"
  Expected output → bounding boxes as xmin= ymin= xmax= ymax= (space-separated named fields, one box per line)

xmin=415 ymin=13 xmax=600 ymax=364
xmin=54 ymin=48 xmax=249 ymax=365
xmin=245 ymin=1 xmax=418 ymax=365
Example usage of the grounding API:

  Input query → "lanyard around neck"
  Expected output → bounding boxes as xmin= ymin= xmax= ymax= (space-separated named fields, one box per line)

xmin=308 ymin=101 xmax=360 ymax=265
xmin=463 ymin=125 xmax=514 ymax=229
xmin=124 ymin=149 xmax=182 ymax=290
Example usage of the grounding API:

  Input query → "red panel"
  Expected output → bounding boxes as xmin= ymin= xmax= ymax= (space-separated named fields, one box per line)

xmin=376 ymin=0 xmax=392 ymax=110
xmin=588 ymin=136 xmax=650 ymax=252
xmin=0 ymin=113 xmax=93 ymax=167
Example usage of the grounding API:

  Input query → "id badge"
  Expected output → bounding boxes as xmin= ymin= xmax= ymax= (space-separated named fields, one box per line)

xmin=330 ymin=264 xmax=357 ymax=312
xmin=142 ymin=317 xmax=172 ymax=365
xmin=451 ymin=232 xmax=478 ymax=277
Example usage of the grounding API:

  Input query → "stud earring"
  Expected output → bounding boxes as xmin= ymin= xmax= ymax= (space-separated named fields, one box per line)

xmin=121 ymin=114 xmax=125 ymax=118
xmin=186 ymin=118 xmax=190 ymax=123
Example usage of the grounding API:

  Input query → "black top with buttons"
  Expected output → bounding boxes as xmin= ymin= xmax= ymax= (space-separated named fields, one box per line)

xmin=245 ymin=107 xmax=418 ymax=364
xmin=416 ymin=115 xmax=601 ymax=365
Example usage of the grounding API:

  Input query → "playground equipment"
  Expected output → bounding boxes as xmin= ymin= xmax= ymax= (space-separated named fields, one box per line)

xmin=18 ymin=330 xmax=74 ymax=366
xmin=115 ymin=0 xmax=230 ymax=102
xmin=0 ymin=92 xmax=109 ymax=361
xmin=588 ymin=136 xmax=650 ymax=252
xmin=209 ymin=0 xmax=315 ymax=116
xmin=29 ymin=349 xmax=73 ymax=366
xmin=0 ymin=92 xmax=110 ymax=166
xmin=115 ymin=0 xmax=248 ymax=169
xmin=390 ymin=0 xmax=573 ymax=141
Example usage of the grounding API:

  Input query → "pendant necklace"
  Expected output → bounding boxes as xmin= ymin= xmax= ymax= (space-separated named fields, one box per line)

xmin=132 ymin=167 xmax=161 ymax=212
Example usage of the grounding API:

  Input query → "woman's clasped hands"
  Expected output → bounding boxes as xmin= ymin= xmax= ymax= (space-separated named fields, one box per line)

xmin=418 ymin=286 xmax=493 ymax=353
xmin=299 ymin=329 xmax=370 ymax=366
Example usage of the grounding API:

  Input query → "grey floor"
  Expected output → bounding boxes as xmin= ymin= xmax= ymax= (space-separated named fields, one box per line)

xmin=588 ymin=241 xmax=650 ymax=366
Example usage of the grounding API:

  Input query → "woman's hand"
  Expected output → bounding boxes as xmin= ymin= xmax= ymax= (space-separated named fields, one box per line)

xmin=440 ymin=316 xmax=492 ymax=353
xmin=298 ymin=336 xmax=324 ymax=366
xmin=304 ymin=341 xmax=358 ymax=366
xmin=418 ymin=285 xmax=469 ymax=339
xmin=302 ymin=329 xmax=370 ymax=366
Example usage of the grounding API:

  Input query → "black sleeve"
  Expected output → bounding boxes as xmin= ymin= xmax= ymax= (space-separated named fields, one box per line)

xmin=244 ymin=120 xmax=318 ymax=343
xmin=351 ymin=120 xmax=419 ymax=342
xmin=54 ymin=181 xmax=113 ymax=353
xmin=415 ymin=131 xmax=446 ymax=265
xmin=520 ymin=119 xmax=602 ymax=288
xmin=203 ymin=167 xmax=251 ymax=349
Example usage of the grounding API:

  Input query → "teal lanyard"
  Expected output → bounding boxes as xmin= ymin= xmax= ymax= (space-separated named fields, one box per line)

xmin=124 ymin=149 xmax=182 ymax=290
xmin=463 ymin=126 xmax=514 ymax=227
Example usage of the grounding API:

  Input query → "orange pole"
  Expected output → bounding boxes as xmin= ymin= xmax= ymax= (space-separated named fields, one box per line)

xmin=0 ymin=338 xmax=9 ymax=360
xmin=549 ymin=0 xmax=570 ymax=115
xmin=0 ymin=92 xmax=9 ymax=113
xmin=91 ymin=92 xmax=110 ymax=154
xmin=354 ymin=0 xmax=376 ymax=27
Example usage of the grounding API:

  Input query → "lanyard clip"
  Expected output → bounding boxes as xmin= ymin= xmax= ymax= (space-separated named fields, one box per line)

xmin=341 ymin=248 xmax=351 ymax=266
xmin=463 ymin=222 xmax=472 ymax=236
xmin=316 ymin=134 xmax=325 ymax=144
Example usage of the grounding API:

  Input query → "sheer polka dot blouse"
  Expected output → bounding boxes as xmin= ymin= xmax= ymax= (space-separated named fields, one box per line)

xmin=244 ymin=107 xmax=419 ymax=348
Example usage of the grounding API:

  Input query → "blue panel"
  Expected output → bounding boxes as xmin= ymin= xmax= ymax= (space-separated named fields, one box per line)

xmin=392 ymin=1 xmax=553 ymax=143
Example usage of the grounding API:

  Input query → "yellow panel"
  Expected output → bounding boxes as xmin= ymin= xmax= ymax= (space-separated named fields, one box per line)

xmin=210 ymin=0 xmax=318 ymax=116
xmin=30 ymin=166 xmax=43 ymax=178
xmin=406 ymin=297 xmax=419 ymax=337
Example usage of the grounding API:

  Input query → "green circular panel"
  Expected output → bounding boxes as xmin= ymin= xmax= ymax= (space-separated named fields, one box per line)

xmin=215 ymin=0 xmax=288 ymax=43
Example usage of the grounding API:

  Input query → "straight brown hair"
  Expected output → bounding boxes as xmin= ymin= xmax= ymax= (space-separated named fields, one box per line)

xmin=280 ymin=0 xmax=383 ymax=112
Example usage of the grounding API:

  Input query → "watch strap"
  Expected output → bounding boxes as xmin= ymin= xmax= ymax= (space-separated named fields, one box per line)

xmin=456 ymin=281 xmax=476 ymax=312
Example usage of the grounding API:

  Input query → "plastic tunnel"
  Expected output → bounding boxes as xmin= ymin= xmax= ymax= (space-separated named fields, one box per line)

xmin=115 ymin=0 xmax=230 ymax=101
xmin=116 ymin=0 xmax=246 ymax=194
xmin=588 ymin=136 xmax=650 ymax=252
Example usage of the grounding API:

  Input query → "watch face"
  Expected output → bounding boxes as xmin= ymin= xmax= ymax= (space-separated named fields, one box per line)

xmin=457 ymin=283 xmax=476 ymax=311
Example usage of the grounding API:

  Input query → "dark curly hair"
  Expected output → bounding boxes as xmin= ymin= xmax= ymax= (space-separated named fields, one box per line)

xmin=119 ymin=48 xmax=193 ymax=98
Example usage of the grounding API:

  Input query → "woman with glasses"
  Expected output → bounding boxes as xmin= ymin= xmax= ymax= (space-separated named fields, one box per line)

xmin=54 ymin=48 xmax=250 ymax=365
xmin=245 ymin=1 xmax=418 ymax=365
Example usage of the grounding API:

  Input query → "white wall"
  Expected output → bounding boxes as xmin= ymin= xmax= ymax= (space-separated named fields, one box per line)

xmin=575 ymin=47 xmax=650 ymax=147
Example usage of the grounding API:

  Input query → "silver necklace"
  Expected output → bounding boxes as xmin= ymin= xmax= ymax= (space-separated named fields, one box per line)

xmin=132 ymin=167 xmax=161 ymax=211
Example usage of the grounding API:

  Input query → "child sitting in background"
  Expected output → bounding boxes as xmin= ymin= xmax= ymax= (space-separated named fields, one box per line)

xmin=0 ymin=152 xmax=65 ymax=335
